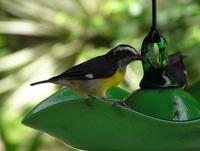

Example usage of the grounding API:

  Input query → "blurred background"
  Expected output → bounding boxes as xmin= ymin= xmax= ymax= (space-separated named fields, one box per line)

xmin=0 ymin=0 xmax=199 ymax=150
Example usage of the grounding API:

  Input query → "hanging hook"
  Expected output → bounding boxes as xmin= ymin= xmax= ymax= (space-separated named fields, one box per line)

xmin=152 ymin=0 xmax=157 ymax=29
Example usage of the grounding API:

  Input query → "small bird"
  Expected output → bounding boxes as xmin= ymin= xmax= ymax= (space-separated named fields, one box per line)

xmin=31 ymin=44 xmax=143 ymax=98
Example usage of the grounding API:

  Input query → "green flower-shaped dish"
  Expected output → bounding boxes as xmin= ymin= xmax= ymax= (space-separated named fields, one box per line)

xmin=22 ymin=87 xmax=200 ymax=151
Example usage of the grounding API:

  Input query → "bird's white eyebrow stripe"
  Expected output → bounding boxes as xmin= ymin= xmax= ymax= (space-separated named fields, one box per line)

xmin=85 ymin=74 xmax=94 ymax=78
xmin=114 ymin=46 xmax=137 ymax=55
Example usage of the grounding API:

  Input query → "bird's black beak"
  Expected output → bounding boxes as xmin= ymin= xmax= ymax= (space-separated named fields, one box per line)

xmin=131 ymin=55 xmax=146 ymax=63
xmin=138 ymin=55 xmax=146 ymax=63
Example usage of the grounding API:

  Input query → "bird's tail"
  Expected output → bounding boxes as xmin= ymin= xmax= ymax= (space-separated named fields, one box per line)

xmin=30 ymin=80 xmax=50 ymax=86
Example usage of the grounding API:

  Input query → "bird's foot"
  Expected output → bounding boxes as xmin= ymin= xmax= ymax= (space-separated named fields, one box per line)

xmin=85 ymin=95 xmax=97 ymax=106
xmin=112 ymin=101 xmax=129 ymax=108
xmin=100 ymin=97 xmax=129 ymax=108
xmin=85 ymin=98 xmax=93 ymax=106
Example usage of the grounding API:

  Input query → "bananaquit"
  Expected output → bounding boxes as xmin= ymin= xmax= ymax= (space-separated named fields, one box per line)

xmin=31 ymin=44 xmax=143 ymax=98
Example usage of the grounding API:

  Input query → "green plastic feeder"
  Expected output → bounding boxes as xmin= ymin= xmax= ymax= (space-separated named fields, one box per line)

xmin=22 ymin=87 xmax=200 ymax=151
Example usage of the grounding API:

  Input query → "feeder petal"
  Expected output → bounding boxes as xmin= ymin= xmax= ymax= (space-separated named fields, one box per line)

xmin=126 ymin=88 xmax=200 ymax=121
xmin=22 ymin=87 xmax=200 ymax=151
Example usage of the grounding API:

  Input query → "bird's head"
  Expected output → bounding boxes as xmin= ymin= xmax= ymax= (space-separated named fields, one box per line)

xmin=108 ymin=44 xmax=144 ymax=67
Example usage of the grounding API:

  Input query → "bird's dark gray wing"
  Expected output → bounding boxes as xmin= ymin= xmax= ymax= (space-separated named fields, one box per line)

xmin=49 ymin=55 xmax=117 ymax=81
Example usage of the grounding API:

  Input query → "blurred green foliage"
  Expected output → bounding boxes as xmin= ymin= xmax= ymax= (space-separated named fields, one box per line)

xmin=0 ymin=0 xmax=199 ymax=151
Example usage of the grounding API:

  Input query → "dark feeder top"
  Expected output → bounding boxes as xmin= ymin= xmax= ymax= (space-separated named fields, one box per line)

xmin=140 ymin=27 xmax=187 ymax=88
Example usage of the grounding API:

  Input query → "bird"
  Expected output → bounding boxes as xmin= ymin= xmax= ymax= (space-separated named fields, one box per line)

xmin=31 ymin=44 xmax=143 ymax=99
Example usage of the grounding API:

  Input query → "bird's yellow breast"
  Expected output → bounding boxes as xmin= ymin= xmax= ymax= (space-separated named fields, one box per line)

xmin=100 ymin=69 xmax=126 ymax=91
xmin=68 ymin=69 xmax=126 ymax=97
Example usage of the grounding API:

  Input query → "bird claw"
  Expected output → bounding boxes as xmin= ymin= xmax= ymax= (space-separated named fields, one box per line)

xmin=85 ymin=98 xmax=93 ymax=106
xmin=100 ymin=97 xmax=129 ymax=108
xmin=85 ymin=96 xmax=96 ymax=106
xmin=85 ymin=96 xmax=129 ymax=108
xmin=112 ymin=101 xmax=129 ymax=108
